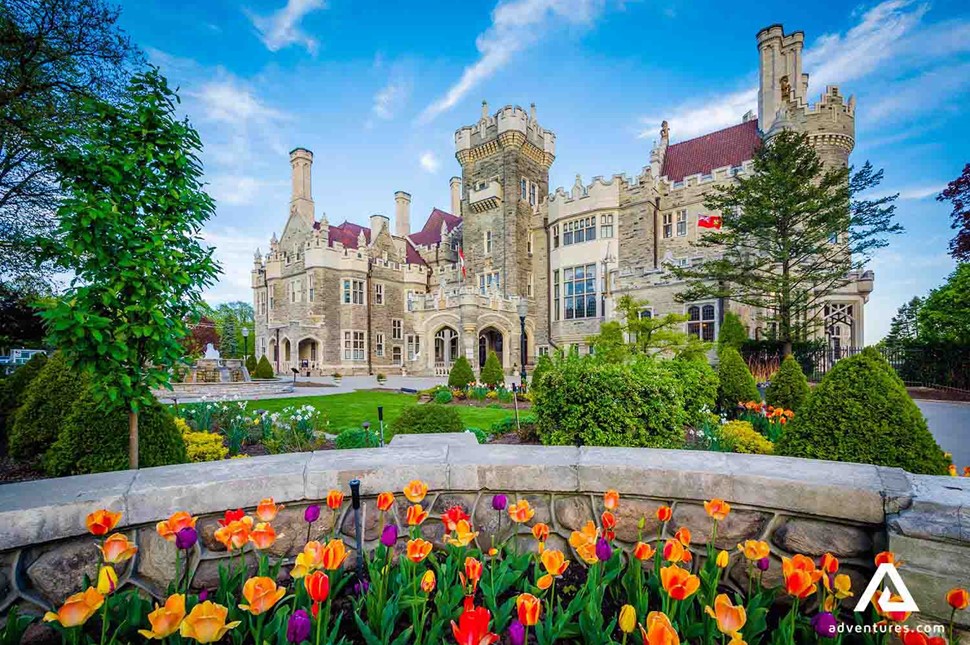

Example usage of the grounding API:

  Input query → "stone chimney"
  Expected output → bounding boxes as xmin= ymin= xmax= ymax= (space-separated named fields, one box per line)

xmin=369 ymin=214 xmax=389 ymax=238
xmin=394 ymin=191 xmax=411 ymax=237
xmin=449 ymin=177 xmax=461 ymax=215
xmin=289 ymin=148 xmax=314 ymax=224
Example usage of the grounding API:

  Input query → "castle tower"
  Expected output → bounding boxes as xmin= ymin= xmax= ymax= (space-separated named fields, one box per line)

xmin=454 ymin=101 xmax=555 ymax=299
xmin=289 ymin=148 xmax=314 ymax=225
xmin=756 ymin=25 xmax=808 ymax=133
xmin=449 ymin=177 xmax=462 ymax=215
xmin=394 ymin=191 xmax=411 ymax=237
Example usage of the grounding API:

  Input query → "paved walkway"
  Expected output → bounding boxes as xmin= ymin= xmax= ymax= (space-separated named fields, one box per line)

xmin=916 ymin=400 xmax=970 ymax=471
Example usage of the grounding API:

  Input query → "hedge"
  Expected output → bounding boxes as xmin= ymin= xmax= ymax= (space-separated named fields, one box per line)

xmin=663 ymin=357 xmax=718 ymax=427
xmin=0 ymin=353 xmax=47 ymax=447
xmin=389 ymin=403 xmax=464 ymax=435
xmin=765 ymin=354 xmax=810 ymax=412
xmin=720 ymin=420 xmax=774 ymax=455
xmin=254 ymin=355 xmax=275 ymax=379
xmin=8 ymin=352 xmax=86 ymax=461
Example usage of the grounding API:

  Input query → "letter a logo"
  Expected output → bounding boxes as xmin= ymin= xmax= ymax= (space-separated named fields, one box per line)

xmin=854 ymin=563 xmax=920 ymax=613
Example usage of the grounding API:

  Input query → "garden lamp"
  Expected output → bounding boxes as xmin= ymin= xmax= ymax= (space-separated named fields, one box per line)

xmin=377 ymin=406 xmax=385 ymax=447
xmin=349 ymin=479 xmax=364 ymax=583
xmin=516 ymin=298 xmax=528 ymax=390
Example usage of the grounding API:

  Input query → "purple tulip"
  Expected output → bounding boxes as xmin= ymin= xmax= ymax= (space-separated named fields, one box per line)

xmin=304 ymin=504 xmax=321 ymax=523
xmin=198 ymin=589 xmax=208 ymax=602
xmin=595 ymin=537 xmax=613 ymax=562
xmin=508 ymin=619 xmax=525 ymax=645
xmin=287 ymin=609 xmax=312 ymax=643
xmin=756 ymin=557 xmax=770 ymax=571
xmin=380 ymin=524 xmax=398 ymax=547
xmin=354 ymin=579 xmax=370 ymax=595
xmin=810 ymin=612 xmax=837 ymax=638
xmin=175 ymin=527 xmax=198 ymax=550
xmin=491 ymin=494 xmax=508 ymax=511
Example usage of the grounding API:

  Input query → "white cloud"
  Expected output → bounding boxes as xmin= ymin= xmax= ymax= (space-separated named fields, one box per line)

xmin=208 ymin=175 xmax=288 ymax=206
xmin=373 ymin=78 xmax=411 ymax=120
xmin=247 ymin=0 xmax=327 ymax=54
xmin=419 ymin=0 xmax=606 ymax=123
xmin=419 ymin=151 xmax=441 ymax=173
xmin=201 ymin=227 xmax=268 ymax=303
xmin=867 ymin=184 xmax=946 ymax=201
xmin=191 ymin=78 xmax=286 ymax=125
xmin=640 ymin=87 xmax=756 ymax=141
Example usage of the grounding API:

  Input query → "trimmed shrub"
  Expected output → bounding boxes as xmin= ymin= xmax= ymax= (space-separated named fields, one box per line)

xmin=0 ymin=353 xmax=47 ymax=446
xmin=765 ymin=354 xmax=810 ymax=412
xmin=776 ymin=348 xmax=949 ymax=475
xmin=534 ymin=354 xmax=686 ymax=448
xmin=8 ymin=352 xmax=86 ymax=461
xmin=254 ymin=355 xmax=275 ymax=379
xmin=335 ymin=428 xmax=381 ymax=449
xmin=390 ymin=403 xmax=464 ymax=435
xmin=716 ymin=347 xmax=761 ymax=414
xmin=464 ymin=427 xmax=488 ymax=444
xmin=245 ymin=354 xmax=258 ymax=375
xmin=44 ymin=396 xmax=187 ymax=476
xmin=720 ymin=420 xmax=774 ymax=455
xmin=664 ymin=357 xmax=718 ymax=427
xmin=184 ymin=431 xmax=229 ymax=462
xmin=448 ymin=356 xmax=475 ymax=389
xmin=479 ymin=350 xmax=504 ymax=388
xmin=717 ymin=312 xmax=748 ymax=351
xmin=529 ymin=354 xmax=553 ymax=393
xmin=433 ymin=389 xmax=454 ymax=404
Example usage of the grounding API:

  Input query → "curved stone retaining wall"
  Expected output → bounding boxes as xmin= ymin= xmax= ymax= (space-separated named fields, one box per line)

xmin=152 ymin=379 xmax=295 ymax=400
xmin=0 ymin=433 xmax=967 ymax=630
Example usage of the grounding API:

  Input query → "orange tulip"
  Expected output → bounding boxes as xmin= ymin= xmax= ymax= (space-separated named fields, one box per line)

xmin=541 ymin=549 xmax=569 ymax=576
xmin=326 ymin=490 xmax=344 ymax=511
xmin=531 ymin=523 xmax=550 ymax=542
xmin=949 ymin=464 xmax=958 ymax=476
xmin=508 ymin=500 xmax=535 ymax=523
xmin=447 ymin=519 xmax=479 ymax=547
xmin=156 ymin=512 xmax=197 ymax=541
xmin=569 ymin=520 xmax=600 ymax=564
xmin=255 ymin=498 xmax=283 ymax=522
xmin=43 ymin=587 xmax=104 ymax=627
xmin=321 ymin=539 xmax=349 ymax=570
xmin=441 ymin=506 xmax=471 ymax=532
xmin=603 ymin=489 xmax=620 ymax=511
xmin=662 ymin=539 xmax=687 ymax=563
xmin=98 ymin=533 xmax=138 ymax=564
xmin=899 ymin=627 xmax=946 ymax=645
xmin=86 ymin=509 xmax=122 ymax=536
xmin=407 ymin=538 xmax=433 ymax=563
xmin=377 ymin=491 xmax=395 ymax=511
xmin=633 ymin=542 xmax=656 ymax=561
xmin=601 ymin=511 xmax=617 ymax=531
xmin=705 ymin=594 xmax=747 ymax=636
xmin=291 ymin=540 xmax=326 ymax=578
xmin=737 ymin=540 xmax=770 ymax=561
xmin=239 ymin=576 xmax=285 ymax=615
xmin=463 ymin=557 xmax=483 ymax=590
xmin=820 ymin=553 xmax=839 ymax=574
xmin=704 ymin=499 xmax=731 ymax=521
xmin=874 ymin=551 xmax=900 ymax=566
xmin=947 ymin=587 xmax=970 ymax=610
xmin=305 ymin=570 xmax=330 ymax=603
xmin=403 ymin=480 xmax=428 ymax=503
xmin=660 ymin=565 xmax=700 ymax=600
xmin=674 ymin=527 xmax=691 ymax=547
xmin=783 ymin=569 xmax=817 ymax=599
xmin=179 ymin=601 xmax=240 ymax=643
xmin=537 ymin=574 xmax=553 ymax=590
xmin=213 ymin=516 xmax=253 ymax=551
xmin=640 ymin=611 xmax=680 ymax=645
xmin=249 ymin=522 xmax=277 ymax=549
xmin=516 ymin=593 xmax=541 ymax=626
xmin=421 ymin=570 xmax=436 ymax=593
xmin=656 ymin=506 xmax=673 ymax=523
xmin=407 ymin=504 xmax=429 ymax=526
xmin=138 ymin=593 xmax=186 ymax=640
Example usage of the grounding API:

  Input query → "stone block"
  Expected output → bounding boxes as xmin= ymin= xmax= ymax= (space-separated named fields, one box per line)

xmin=136 ymin=527 xmax=194 ymax=593
xmin=389 ymin=432 xmax=476 ymax=448
xmin=447 ymin=444 xmax=580 ymax=491
xmin=554 ymin=496 xmax=593 ymax=533
xmin=305 ymin=445 xmax=449 ymax=496
xmin=473 ymin=494 xmax=515 ymax=548
xmin=670 ymin=504 xmax=769 ymax=548
xmin=611 ymin=498 xmax=666 ymax=544
xmin=339 ymin=498 xmax=401 ymax=544
xmin=26 ymin=541 xmax=102 ymax=605
xmin=772 ymin=519 xmax=873 ymax=557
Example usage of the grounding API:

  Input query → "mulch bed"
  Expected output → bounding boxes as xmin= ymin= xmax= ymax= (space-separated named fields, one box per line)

xmin=0 ymin=455 xmax=45 ymax=484
xmin=907 ymin=387 xmax=970 ymax=402
xmin=487 ymin=432 xmax=538 ymax=445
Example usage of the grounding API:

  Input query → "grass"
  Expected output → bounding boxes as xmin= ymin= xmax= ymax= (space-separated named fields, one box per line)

xmin=243 ymin=390 xmax=517 ymax=437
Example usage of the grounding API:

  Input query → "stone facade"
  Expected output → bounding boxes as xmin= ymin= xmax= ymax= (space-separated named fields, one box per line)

xmin=252 ymin=23 xmax=875 ymax=376
xmin=0 ymin=436 xmax=968 ymax=635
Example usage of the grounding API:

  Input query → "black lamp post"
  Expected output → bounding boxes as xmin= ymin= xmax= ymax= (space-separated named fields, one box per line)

xmin=241 ymin=326 xmax=250 ymax=359
xmin=517 ymin=299 xmax=528 ymax=389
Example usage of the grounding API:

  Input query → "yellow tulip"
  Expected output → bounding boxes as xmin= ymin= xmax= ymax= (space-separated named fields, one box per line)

xmin=138 ymin=594 xmax=186 ymax=640
xmin=619 ymin=604 xmax=637 ymax=633
xmin=716 ymin=550 xmax=730 ymax=568
xmin=97 ymin=565 xmax=118 ymax=595
xmin=43 ymin=588 xmax=104 ymax=627
xmin=179 ymin=601 xmax=241 ymax=643
xmin=239 ymin=577 xmax=286 ymax=615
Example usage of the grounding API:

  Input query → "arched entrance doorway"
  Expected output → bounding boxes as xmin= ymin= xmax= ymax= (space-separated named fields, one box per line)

xmin=282 ymin=338 xmax=291 ymax=366
xmin=298 ymin=338 xmax=318 ymax=373
xmin=434 ymin=327 xmax=460 ymax=375
xmin=479 ymin=327 xmax=503 ymax=368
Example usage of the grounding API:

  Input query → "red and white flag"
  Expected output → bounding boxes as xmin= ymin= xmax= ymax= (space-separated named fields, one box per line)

xmin=698 ymin=214 xmax=722 ymax=230
xmin=458 ymin=246 xmax=466 ymax=278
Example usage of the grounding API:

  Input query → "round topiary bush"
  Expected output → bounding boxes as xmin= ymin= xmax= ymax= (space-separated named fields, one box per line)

xmin=433 ymin=388 xmax=453 ymax=404
xmin=389 ymin=403 xmax=464 ymax=435
xmin=534 ymin=354 xmax=686 ymax=448
xmin=765 ymin=354 xmax=810 ymax=412
xmin=44 ymin=396 xmax=187 ymax=476
xmin=448 ymin=355 xmax=475 ymax=389
xmin=245 ymin=354 xmax=258 ymax=375
xmin=479 ymin=350 xmax=504 ymax=388
xmin=0 ymin=353 xmax=47 ymax=446
xmin=719 ymin=420 xmax=774 ymax=455
xmin=775 ymin=348 xmax=949 ymax=475
xmin=254 ymin=355 xmax=275 ymax=379
xmin=663 ymin=357 xmax=718 ymax=427
xmin=335 ymin=428 xmax=381 ymax=449
xmin=717 ymin=312 xmax=747 ymax=351
xmin=8 ymin=352 xmax=87 ymax=461
xmin=716 ymin=347 xmax=761 ymax=414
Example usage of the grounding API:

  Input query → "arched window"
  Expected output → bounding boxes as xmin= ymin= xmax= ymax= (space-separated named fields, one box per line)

xmin=435 ymin=327 xmax=459 ymax=365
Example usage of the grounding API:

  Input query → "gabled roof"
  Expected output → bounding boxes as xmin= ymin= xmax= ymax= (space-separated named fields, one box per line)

xmin=326 ymin=221 xmax=371 ymax=249
xmin=661 ymin=120 xmax=761 ymax=183
xmin=407 ymin=208 xmax=461 ymax=247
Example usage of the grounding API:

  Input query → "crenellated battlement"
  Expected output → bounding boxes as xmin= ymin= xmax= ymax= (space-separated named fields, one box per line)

xmin=455 ymin=102 xmax=555 ymax=166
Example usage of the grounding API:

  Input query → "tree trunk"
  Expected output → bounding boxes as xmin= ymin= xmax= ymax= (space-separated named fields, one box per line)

xmin=782 ymin=340 xmax=793 ymax=357
xmin=129 ymin=410 xmax=139 ymax=469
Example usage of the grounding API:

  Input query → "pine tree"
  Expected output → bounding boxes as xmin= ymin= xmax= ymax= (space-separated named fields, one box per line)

xmin=480 ymin=350 xmax=504 ymax=388
xmin=448 ymin=355 xmax=475 ymax=388
xmin=717 ymin=312 xmax=748 ymax=351
xmin=884 ymin=297 xmax=922 ymax=349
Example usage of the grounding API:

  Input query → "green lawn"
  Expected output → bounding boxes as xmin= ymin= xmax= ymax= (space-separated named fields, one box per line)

xmin=245 ymin=391 xmax=517 ymax=436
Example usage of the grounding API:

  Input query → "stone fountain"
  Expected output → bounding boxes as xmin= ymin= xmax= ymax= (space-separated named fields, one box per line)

xmin=155 ymin=344 xmax=293 ymax=400
xmin=183 ymin=344 xmax=250 ymax=383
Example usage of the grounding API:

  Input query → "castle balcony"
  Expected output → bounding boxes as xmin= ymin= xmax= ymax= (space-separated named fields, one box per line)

xmin=468 ymin=181 xmax=503 ymax=214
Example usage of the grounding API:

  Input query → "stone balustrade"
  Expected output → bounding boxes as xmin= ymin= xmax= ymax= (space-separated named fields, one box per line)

xmin=0 ymin=433 xmax=967 ymax=632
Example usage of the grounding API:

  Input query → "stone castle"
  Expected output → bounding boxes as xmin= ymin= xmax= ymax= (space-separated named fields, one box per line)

xmin=251 ymin=24 xmax=874 ymax=376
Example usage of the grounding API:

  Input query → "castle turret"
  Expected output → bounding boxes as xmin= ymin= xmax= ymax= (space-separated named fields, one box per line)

xmin=289 ymin=148 xmax=314 ymax=226
xmin=395 ymin=191 xmax=411 ymax=237
xmin=449 ymin=177 xmax=462 ymax=215
xmin=756 ymin=25 xmax=807 ymax=133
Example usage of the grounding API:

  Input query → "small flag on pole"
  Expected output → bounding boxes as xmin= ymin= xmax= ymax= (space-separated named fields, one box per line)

xmin=698 ymin=214 xmax=722 ymax=230
xmin=458 ymin=246 xmax=466 ymax=278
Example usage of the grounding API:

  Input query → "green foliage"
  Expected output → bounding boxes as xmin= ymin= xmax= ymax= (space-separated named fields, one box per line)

xmin=8 ymin=352 xmax=86 ymax=460
xmin=39 ymin=69 xmax=220 ymax=468
xmin=720 ymin=420 xmax=774 ymax=455
xmin=464 ymin=427 xmax=488 ymax=444
xmin=447 ymin=355 xmax=475 ymax=389
xmin=588 ymin=295 xmax=709 ymax=359
xmin=433 ymin=388 xmax=454 ymax=404
xmin=776 ymin=348 xmax=949 ymax=475
xmin=183 ymin=431 xmax=229 ymax=462
xmin=765 ymin=355 xmax=810 ymax=412
xmin=716 ymin=347 xmax=761 ymax=414
xmin=918 ymin=263 xmax=970 ymax=344
xmin=254 ymin=355 xmax=276 ymax=379
xmin=534 ymin=354 xmax=686 ymax=448
xmin=0 ymin=353 xmax=47 ymax=443
xmin=335 ymin=428 xmax=381 ymax=449
xmin=717 ymin=312 xmax=748 ymax=350
xmin=44 ymin=397 xmax=186 ymax=476
xmin=479 ymin=350 xmax=504 ymax=387
xmin=883 ymin=296 xmax=923 ymax=349
xmin=389 ymin=404 xmax=464 ymax=435
xmin=664 ymin=357 xmax=718 ymax=427
xmin=245 ymin=354 xmax=258 ymax=375
xmin=529 ymin=354 xmax=553 ymax=392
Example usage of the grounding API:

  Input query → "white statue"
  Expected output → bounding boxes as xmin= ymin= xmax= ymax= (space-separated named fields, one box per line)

xmin=203 ymin=343 xmax=221 ymax=359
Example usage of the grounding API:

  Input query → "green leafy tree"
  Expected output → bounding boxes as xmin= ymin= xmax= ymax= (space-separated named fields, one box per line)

xmin=672 ymin=130 xmax=901 ymax=355
xmin=883 ymin=296 xmax=923 ymax=349
xmin=211 ymin=301 xmax=255 ymax=357
xmin=765 ymin=354 xmax=810 ymax=412
xmin=588 ymin=295 xmax=708 ymax=359
xmin=220 ymin=315 xmax=238 ymax=357
xmin=918 ymin=264 xmax=970 ymax=344
xmin=39 ymin=69 xmax=220 ymax=469
xmin=447 ymin=355 xmax=475 ymax=389
xmin=716 ymin=346 xmax=761 ymax=413
xmin=938 ymin=163 xmax=970 ymax=262
xmin=479 ymin=350 xmax=504 ymax=387
xmin=717 ymin=312 xmax=747 ymax=351
xmin=529 ymin=353 xmax=553 ymax=392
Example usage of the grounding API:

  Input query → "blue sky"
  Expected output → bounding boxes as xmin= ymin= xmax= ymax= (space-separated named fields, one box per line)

xmin=116 ymin=0 xmax=970 ymax=341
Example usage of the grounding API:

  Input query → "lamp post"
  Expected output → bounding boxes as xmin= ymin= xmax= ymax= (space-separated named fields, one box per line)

xmin=241 ymin=326 xmax=250 ymax=359
xmin=516 ymin=299 xmax=528 ymax=389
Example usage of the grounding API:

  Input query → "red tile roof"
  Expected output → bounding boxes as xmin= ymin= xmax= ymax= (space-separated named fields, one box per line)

xmin=661 ymin=120 xmax=761 ymax=183
xmin=326 ymin=221 xmax=371 ymax=249
xmin=407 ymin=208 xmax=461 ymax=247
xmin=405 ymin=241 xmax=424 ymax=265
xmin=312 ymin=211 xmax=457 ymax=267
